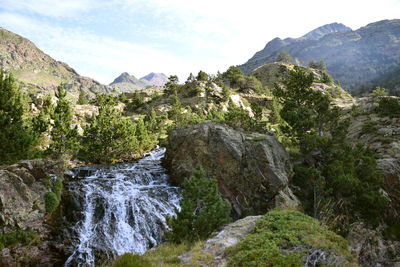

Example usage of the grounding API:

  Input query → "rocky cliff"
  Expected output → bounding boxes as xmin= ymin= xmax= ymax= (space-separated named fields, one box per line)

xmin=163 ymin=122 xmax=298 ymax=217
xmin=0 ymin=159 xmax=66 ymax=266
xmin=240 ymin=19 xmax=400 ymax=94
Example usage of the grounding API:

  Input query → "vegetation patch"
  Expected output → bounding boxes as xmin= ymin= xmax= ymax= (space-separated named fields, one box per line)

xmin=227 ymin=209 xmax=353 ymax=267
xmin=0 ymin=228 xmax=40 ymax=250
xmin=376 ymin=97 xmax=400 ymax=118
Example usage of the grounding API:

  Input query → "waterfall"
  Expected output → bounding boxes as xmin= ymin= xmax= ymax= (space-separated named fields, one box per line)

xmin=64 ymin=148 xmax=181 ymax=266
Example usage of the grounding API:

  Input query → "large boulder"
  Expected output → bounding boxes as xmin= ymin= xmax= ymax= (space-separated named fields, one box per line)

xmin=163 ymin=122 xmax=298 ymax=217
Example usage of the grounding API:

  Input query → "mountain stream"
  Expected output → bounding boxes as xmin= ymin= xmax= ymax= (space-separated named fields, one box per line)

xmin=64 ymin=148 xmax=181 ymax=266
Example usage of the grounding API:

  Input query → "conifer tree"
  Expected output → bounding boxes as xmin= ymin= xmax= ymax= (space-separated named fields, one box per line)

xmin=80 ymin=97 xmax=139 ymax=163
xmin=49 ymin=84 xmax=78 ymax=157
xmin=0 ymin=70 xmax=34 ymax=163
xmin=77 ymin=90 xmax=88 ymax=104
xmin=166 ymin=167 xmax=231 ymax=243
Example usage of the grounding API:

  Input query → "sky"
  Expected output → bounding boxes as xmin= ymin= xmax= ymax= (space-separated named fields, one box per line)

xmin=0 ymin=0 xmax=399 ymax=84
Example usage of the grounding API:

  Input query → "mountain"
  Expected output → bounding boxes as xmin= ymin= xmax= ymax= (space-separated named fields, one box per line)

xmin=140 ymin=72 xmax=168 ymax=87
xmin=0 ymin=27 xmax=113 ymax=97
xmin=110 ymin=72 xmax=168 ymax=91
xmin=301 ymin=22 xmax=352 ymax=40
xmin=239 ymin=20 xmax=400 ymax=94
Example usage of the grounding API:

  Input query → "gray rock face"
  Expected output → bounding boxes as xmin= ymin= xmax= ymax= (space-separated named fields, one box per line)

xmin=347 ymin=223 xmax=400 ymax=266
xmin=239 ymin=19 xmax=400 ymax=93
xmin=0 ymin=159 xmax=64 ymax=266
xmin=163 ymin=122 xmax=298 ymax=217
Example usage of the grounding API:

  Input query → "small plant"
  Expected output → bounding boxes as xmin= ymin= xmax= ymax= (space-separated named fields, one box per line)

xmin=113 ymin=253 xmax=151 ymax=267
xmin=166 ymin=167 xmax=231 ymax=244
xmin=0 ymin=228 xmax=40 ymax=250
xmin=359 ymin=119 xmax=379 ymax=137
xmin=371 ymin=86 xmax=388 ymax=98
xmin=44 ymin=191 xmax=59 ymax=213
xmin=376 ymin=97 xmax=400 ymax=118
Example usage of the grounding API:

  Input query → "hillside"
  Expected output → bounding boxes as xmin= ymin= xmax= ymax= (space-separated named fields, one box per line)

xmin=0 ymin=27 xmax=112 ymax=97
xmin=239 ymin=19 xmax=400 ymax=94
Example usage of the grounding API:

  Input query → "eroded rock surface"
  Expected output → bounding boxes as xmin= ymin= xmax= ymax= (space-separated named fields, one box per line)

xmin=163 ymin=122 xmax=298 ymax=217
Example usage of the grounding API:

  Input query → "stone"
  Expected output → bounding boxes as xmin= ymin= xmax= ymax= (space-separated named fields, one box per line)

xmin=163 ymin=122 xmax=298 ymax=217
xmin=178 ymin=216 xmax=261 ymax=267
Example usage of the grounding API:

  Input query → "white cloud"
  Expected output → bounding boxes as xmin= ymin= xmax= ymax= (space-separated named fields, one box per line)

xmin=0 ymin=0 xmax=94 ymax=17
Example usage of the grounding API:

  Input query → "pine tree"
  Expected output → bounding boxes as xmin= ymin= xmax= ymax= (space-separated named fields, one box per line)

xmin=80 ymin=97 xmax=139 ymax=163
xmin=77 ymin=90 xmax=88 ymax=104
xmin=49 ymin=84 xmax=78 ymax=157
xmin=166 ymin=167 xmax=231 ymax=243
xmin=0 ymin=70 xmax=35 ymax=163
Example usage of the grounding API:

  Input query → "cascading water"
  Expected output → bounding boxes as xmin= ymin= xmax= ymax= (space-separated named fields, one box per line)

xmin=64 ymin=148 xmax=181 ymax=266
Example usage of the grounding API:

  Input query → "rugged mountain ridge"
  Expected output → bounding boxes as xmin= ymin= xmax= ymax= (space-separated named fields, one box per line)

xmin=0 ymin=27 xmax=112 ymax=96
xmin=239 ymin=19 xmax=400 ymax=94
xmin=109 ymin=72 xmax=168 ymax=91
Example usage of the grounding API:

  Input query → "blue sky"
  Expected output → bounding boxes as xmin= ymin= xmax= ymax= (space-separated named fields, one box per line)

xmin=0 ymin=0 xmax=399 ymax=84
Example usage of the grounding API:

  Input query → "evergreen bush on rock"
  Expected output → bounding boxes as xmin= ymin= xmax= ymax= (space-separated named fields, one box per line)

xmin=166 ymin=167 xmax=231 ymax=243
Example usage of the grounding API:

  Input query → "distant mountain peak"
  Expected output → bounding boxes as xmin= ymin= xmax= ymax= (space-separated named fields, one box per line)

xmin=140 ymin=73 xmax=168 ymax=87
xmin=301 ymin=22 xmax=352 ymax=40
xmin=111 ymin=72 xmax=139 ymax=85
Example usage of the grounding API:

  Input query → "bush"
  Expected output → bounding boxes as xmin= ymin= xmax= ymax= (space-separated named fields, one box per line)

xmin=53 ymin=177 xmax=63 ymax=200
xmin=166 ymin=167 xmax=231 ymax=243
xmin=44 ymin=191 xmax=59 ymax=213
xmin=113 ymin=253 xmax=151 ymax=267
xmin=0 ymin=228 xmax=40 ymax=250
xmin=376 ymin=97 xmax=400 ymax=118
xmin=227 ymin=209 xmax=352 ymax=267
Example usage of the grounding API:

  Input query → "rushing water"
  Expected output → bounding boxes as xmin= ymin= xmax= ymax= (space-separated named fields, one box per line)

xmin=64 ymin=148 xmax=181 ymax=266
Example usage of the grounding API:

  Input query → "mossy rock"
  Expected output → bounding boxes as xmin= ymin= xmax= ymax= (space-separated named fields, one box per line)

xmin=227 ymin=209 xmax=355 ymax=267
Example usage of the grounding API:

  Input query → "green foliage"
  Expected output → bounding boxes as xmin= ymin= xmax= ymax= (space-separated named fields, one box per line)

xmin=0 ymin=70 xmax=37 ymax=164
xmin=79 ymin=98 xmax=143 ymax=164
xmin=321 ymin=71 xmax=334 ymax=84
xmin=0 ymin=228 xmax=40 ymax=250
xmin=53 ymin=177 xmax=63 ymax=200
xmin=273 ymin=66 xmax=340 ymax=152
xmin=222 ymin=66 xmax=245 ymax=88
xmin=376 ymin=97 xmax=400 ymax=118
xmin=49 ymin=84 xmax=78 ymax=156
xmin=274 ymin=66 xmax=388 ymax=230
xmin=371 ymin=86 xmax=388 ymax=98
xmin=228 ymin=209 xmax=352 ymax=267
xmin=78 ymin=90 xmax=89 ymax=104
xmin=308 ymin=59 xmax=326 ymax=71
xmin=164 ymin=75 xmax=179 ymax=95
xmin=359 ymin=119 xmax=379 ymax=137
xmin=276 ymin=51 xmax=292 ymax=63
xmin=196 ymin=70 xmax=208 ymax=82
xmin=44 ymin=191 xmax=59 ymax=213
xmin=166 ymin=167 xmax=231 ymax=244
xmin=113 ymin=253 xmax=151 ymax=267
xmin=127 ymin=91 xmax=145 ymax=111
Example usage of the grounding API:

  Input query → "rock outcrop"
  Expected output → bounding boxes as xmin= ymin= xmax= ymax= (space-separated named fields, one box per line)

xmin=163 ymin=122 xmax=298 ymax=217
xmin=0 ymin=159 xmax=65 ymax=266
xmin=178 ymin=215 xmax=262 ymax=267
xmin=347 ymin=97 xmax=400 ymax=222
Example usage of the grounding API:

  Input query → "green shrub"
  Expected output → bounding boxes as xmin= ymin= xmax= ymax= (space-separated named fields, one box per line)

xmin=113 ymin=253 xmax=151 ymax=267
xmin=166 ymin=167 xmax=231 ymax=243
xmin=0 ymin=228 xmax=40 ymax=250
xmin=359 ymin=119 xmax=379 ymax=137
xmin=227 ymin=209 xmax=352 ymax=267
xmin=376 ymin=97 xmax=400 ymax=118
xmin=53 ymin=177 xmax=63 ymax=200
xmin=44 ymin=191 xmax=59 ymax=213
